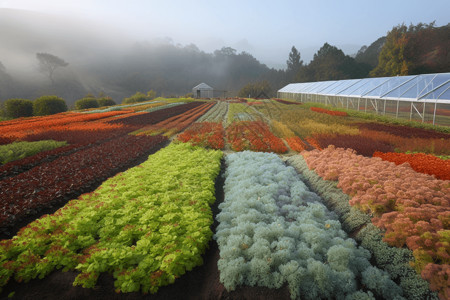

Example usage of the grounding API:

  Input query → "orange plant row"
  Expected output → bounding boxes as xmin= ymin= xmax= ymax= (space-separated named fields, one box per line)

xmin=305 ymin=137 xmax=322 ymax=150
xmin=226 ymin=121 xmax=287 ymax=153
xmin=310 ymin=107 xmax=348 ymax=116
xmin=285 ymin=137 xmax=309 ymax=152
xmin=373 ymin=152 xmax=450 ymax=180
xmin=177 ymin=122 xmax=225 ymax=149
xmin=0 ymin=111 xmax=129 ymax=141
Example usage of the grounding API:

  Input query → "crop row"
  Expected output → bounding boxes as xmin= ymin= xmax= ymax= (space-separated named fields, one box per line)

xmin=216 ymin=151 xmax=402 ymax=299
xmin=177 ymin=122 xmax=225 ymax=149
xmin=0 ymin=111 xmax=129 ymax=142
xmin=134 ymin=102 xmax=214 ymax=136
xmin=226 ymin=103 xmax=260 ymax=125
xmin=374 ymin=152 xmax=450 ymax=180
xmin=272 ymin=98 xmax=302 ymax=105
xmin=286 ymin=155 xmax=438 ymax=300
xmin=196 ymin=101 xmax=228 ymax=123
xmin=301 ymin=146 xmax=449 ymax=299
xmin=0 ymin=140 xmax=67 ymax=165
xmin=107 ymin=102 xmax=204 ymax=127
xmin=0 ymin=134 xmax=167 ymax=235
xmin=355 ymin=122 xmax=450 ymax=140
xmin=310 ymin=107 xmax=348 ymax=117
xmin=0 ymin=143 xmax=222 ymax=294
xmin=226 ymin=121 xmax=287 ymax=153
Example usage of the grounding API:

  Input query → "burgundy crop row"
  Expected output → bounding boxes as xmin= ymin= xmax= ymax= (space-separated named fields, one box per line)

xmin=108 ymin=102 xmax=205 ymax=127
xmin=0 ymin=134 xmax=167 ymax=236
xmin=355 ymin=122 xmax=450 ymax=139
xmin=314 ymin=134 xmax=395 ymax=157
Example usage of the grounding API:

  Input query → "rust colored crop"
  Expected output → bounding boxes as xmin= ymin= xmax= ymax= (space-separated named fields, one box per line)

xmin=226 ymin=121 xmax=287 ymax=153
xmin=177 ymin=122 xmax=225 ymax=149
xmin=310 ymin=107 xmax=348 ymax=116
xmin=285 ymin=137 xmax=309 ymax=152
xmin=374 ymin=151 xmax=450 ymax=180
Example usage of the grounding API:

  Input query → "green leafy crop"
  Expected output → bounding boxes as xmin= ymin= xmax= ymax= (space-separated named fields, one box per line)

xmin=0 ymin=143 xmax=222 ymax=294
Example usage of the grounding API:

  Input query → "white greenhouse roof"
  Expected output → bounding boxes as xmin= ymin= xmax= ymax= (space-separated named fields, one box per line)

xmin=193 ymin=82 xmax=213 ymax=90
xmin=278 ymin=73 xmax=450 ymax=104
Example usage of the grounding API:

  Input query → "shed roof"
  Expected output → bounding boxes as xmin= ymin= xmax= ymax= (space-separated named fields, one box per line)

xmin=193 ymin=83 xmax=213 ymax=90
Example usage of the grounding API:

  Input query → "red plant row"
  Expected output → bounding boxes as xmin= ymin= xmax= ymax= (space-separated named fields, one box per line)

xmin=355 ymin=122 xmax=450 ymax=139
xmin=138 ymin=102 xmax=214 ymax=135
xmin=273 ymin=98 xmax=302 ymax=105
xmin=0 ymin=144 xmax=81 ymax=180
xmin=314 ymin=134 xmax=395 ymax=156
xmin=107 ymin=102 xmax=204 ymax=127
xmin=177 ymin=122 xmax=225 ymax=149
xmin=247 ymin=101 xmax=264 ymax=106
xmin=0 ymin=134 xmax=167 ymax=236
xmin=310 ymin=107 xmax=348 ymax=116
xmin=226 ymin=121 xmax=287 ymax=153
xmin=373 ymin=152 xmax=450 ymax=180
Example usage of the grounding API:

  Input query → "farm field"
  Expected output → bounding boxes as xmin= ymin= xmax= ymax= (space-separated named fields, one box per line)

xmin=0 ymin=98 xmax=449 ymax=300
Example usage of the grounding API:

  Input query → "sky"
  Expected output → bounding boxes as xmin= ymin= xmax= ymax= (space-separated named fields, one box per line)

xmin=1 ymin=0 xmax=449 ymax=68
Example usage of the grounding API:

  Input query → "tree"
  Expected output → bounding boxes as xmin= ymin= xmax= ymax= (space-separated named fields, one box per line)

xmin=36 ymin=53 xmax=69 ymax=85
xmin=370 ymin=25 xmax=409 ymax=77
xmin=214 ymin=47 xmax=237 ymax=57
xmin=302 ymin=43 xmax=370 ymax=82
xmin=238 ymin=80 xmax=273 ymax=98
xmin=286 ymin=46 xmax=303 ymax=81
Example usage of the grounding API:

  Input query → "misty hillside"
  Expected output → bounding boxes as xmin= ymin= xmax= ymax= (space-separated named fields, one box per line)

xmin=0 ymin=9 xmax=285 ymax=105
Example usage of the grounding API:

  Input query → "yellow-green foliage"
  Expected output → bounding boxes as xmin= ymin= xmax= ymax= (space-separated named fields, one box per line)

xmin=0 ymin=140 xmax=67 ymax=164
xmin=278 ymin=110 xmax=358 ymax=137
xmin=271 ymin=120 xmax=296 ymax=138
xmin=293 ymin=119 xmax=360 ymax=137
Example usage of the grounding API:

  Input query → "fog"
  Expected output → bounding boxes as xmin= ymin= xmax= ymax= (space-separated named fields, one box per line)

xmin=0 ymin=8 xmax=290 ymax=104
xmin=1 ymin=1 xmax=449 ymax=104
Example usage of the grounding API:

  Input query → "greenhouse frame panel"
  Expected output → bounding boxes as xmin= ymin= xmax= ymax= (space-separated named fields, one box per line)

xmin=277 ymin=73 xmax=450 ymax=126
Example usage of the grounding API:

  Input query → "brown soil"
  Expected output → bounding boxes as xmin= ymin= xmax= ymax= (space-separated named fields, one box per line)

xmin=0 ymin=159 xmax=291 ymax=300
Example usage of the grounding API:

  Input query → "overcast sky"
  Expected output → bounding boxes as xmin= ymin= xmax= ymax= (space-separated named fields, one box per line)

xmin=1 ymin=0 xmax=449 ymax=68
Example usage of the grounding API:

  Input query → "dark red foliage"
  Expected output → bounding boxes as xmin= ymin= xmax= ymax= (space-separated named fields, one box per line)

xmin=107 ymin=102 xmax=204 ymax=127
xmin=0 ymin=134 xmax=167 ymax=235
xmin=0 ymin=144 xmax=81 ymax=180
xmin=0 ymin=136 xmax=13 ymax=145
xmin=314 ymin=134 xmax=395 ymax=157
xmin=24 ymin=127 xmax=133 ymax=144
xmin=355 ymin=122 xmax=450 ymax=139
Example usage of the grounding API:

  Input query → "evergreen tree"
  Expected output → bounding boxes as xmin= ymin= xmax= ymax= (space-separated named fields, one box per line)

xmin=286 ymin=46 xmax=303 ymax=81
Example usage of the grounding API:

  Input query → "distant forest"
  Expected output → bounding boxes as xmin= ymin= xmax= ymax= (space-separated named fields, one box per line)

xmin=0 ymin=22 xmax=449 ymax=105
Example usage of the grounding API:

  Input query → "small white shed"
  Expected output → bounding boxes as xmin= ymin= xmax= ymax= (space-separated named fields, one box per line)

xmin=192 ymin=83 xmax=214 ymax=98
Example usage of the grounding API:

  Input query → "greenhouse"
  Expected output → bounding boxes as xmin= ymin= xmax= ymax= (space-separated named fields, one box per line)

xmin=277 ymin=73 xmax=450 ymax=126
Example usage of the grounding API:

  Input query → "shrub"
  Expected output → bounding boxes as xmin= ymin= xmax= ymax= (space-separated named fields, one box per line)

xmin=4 ymin=99 xmax=33 ymax=118
xmin=74 ymin=97 xmax=99 ymax=110
xmin=33 ymin=95 xmax=67 ymax=116
xmin=122 ymin=92 xmax=148 ymax=104
xmin=97 ymin=97 xmax=116 ymax=107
